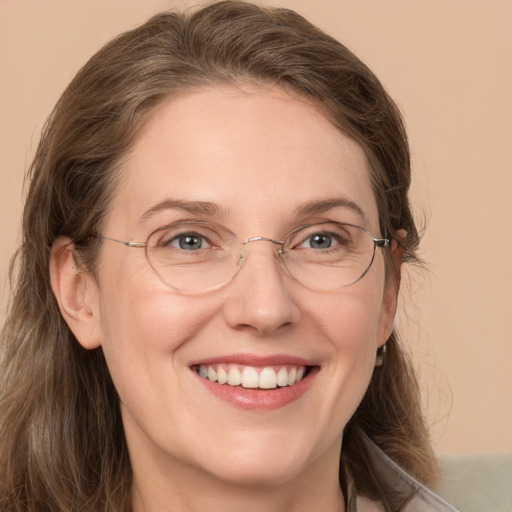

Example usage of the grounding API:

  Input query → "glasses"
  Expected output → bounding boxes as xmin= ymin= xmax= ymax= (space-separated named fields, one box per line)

xmin=95 ymin=220 xmax=390 ymax=294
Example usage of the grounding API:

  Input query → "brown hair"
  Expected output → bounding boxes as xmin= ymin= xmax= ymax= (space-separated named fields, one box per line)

xmin=0 ymin=2 xmax=437 ymax=510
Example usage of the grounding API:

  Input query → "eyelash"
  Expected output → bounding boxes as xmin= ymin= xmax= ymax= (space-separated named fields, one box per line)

xmin=165 ymin=232 xmax=212 ymax=250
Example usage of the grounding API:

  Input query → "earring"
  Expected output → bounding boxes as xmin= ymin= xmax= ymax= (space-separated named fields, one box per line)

xmin=375 ymin=344 xmax=386 ymax=367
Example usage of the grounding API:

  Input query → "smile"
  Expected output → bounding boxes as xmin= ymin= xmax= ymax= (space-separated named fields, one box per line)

xmin=191 ymin=355 xmax=318 ymax=410
xmin=196 ymin=364 xmax=307 ymax=389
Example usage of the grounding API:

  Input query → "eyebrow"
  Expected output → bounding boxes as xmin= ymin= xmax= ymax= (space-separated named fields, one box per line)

xmin=139 ymin=197 xmax=367 ymax=224
xmin=295 ymin=198 xmax=367 ymax=224
xmin=140 ymin=199 xmax=222 ymax=220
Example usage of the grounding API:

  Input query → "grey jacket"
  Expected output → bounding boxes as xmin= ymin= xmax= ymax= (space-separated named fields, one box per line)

xmin=356 ymin=434 xmax=460 ymax=511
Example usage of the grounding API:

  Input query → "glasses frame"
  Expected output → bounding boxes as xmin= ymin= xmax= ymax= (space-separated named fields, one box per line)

xmin=94 ymin=220 xmax=391 ymax=293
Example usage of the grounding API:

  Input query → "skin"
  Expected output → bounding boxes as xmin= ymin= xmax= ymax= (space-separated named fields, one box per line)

xmin=51 ymin=85 xmax=401 ymax=512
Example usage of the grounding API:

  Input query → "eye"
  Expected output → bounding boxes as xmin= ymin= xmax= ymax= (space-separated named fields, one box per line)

xmin=148 ymin=222 xmax=235 ymax=257
xmin=301 ymin=233 xmax=336 ymax=250
xmin=151 ymin=225 xmax=219 ymax=252
xmin=288 ymin=223 xmax=354 ymax=254
xmin=169 ymin=233 xmax=208 ymax=251
xmin=162 ymin=230 xmax=220 ymax=252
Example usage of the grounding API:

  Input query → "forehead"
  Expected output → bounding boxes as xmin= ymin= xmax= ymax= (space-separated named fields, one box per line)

xmin=107 ymin=85 xmax=379 ymax=234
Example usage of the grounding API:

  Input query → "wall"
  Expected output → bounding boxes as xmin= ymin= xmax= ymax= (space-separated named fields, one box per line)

xmin=1 ymin=0 xmax=511 ymax=454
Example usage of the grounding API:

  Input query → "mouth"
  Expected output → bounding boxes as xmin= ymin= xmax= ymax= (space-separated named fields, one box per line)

xmin=193 ymin=363 xmax=309 ymax=390
xmin=190 ymin=356 xmax=318 ymax=410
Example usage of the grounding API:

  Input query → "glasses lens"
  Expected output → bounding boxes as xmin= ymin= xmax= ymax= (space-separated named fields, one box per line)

xmin=282 ymin=223 xmax=376 ymax=290
xmin=146 ymin=222 xmax=238 ymax=292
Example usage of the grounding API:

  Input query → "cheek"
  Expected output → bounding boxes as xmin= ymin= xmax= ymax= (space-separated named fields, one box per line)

xmin=309 ymin=272 xmax=386 ymax=397
xmin=290 ymin=280 xmax=385 ymax=454
xmin=314 ymin=274 xmax=385 ymax=349
xmin=327 ymin=293 xmax=382 ymax=385
xmin=97 ymin=248 xmax=198 ymax=341
xmin=94 ymin=255 xmax=216 ymax=396
xmin=96 ymin=286 xmax=226 ymax=452
xmin=98 ymin=289 xmax=206 ymax=362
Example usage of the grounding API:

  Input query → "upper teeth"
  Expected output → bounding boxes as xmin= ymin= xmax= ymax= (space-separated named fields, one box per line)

xmin=198 ymin=364 xmax=306 ymax=389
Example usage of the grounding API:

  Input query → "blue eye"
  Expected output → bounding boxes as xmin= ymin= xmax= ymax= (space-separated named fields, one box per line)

xmin=287 ymin=223 xmax=354 ymax=255
xmin=170 ymin=233 xmax=205 ymax=250
xmin=299 ymin=232 xmax=343 ymax=250
xmin=304 ymin=233 xmax=334 ymax=249
xmin=150 ymin=222 xmax=231 ymax=255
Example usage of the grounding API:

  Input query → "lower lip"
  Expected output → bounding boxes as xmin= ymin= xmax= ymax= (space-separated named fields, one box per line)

xmin=193 ymin=368 xmax=318 ymax=411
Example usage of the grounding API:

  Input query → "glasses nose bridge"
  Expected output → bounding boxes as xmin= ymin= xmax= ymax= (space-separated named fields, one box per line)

xmin=238 ymin=236 xmax=286 ymax=266
xmin=240 ymin=236 xmax=285 ymax=256
xmin=242 ymin=235 xmax=284 ymax=247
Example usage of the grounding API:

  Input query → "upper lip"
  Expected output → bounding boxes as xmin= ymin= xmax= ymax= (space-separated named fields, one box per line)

xmin=189 ymin=353 xmax=317 ymax=367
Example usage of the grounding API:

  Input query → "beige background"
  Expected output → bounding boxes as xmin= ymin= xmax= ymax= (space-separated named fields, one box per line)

xmin=1 ymin=0 xmax=511 ymax=455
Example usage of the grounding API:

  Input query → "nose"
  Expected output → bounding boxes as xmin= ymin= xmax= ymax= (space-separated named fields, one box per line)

xmin=222 ymin=240 xmax=301 ymax=336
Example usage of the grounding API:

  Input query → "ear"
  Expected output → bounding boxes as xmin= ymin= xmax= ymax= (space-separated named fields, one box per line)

xmin=49 ymin=237 xmax=103 ymax=349
xmin=377 ymin=230 xmax=406 ymax=346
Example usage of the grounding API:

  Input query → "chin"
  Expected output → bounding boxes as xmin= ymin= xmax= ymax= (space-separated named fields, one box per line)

xmin=200 ymin=456 xmax=306 ymax=488
xmin=187 ymin=431 xmax=322 ymax=489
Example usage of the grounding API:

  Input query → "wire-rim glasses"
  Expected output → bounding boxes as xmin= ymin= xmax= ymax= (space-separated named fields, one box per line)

xmin=95 ymin=220 xmax=390 ymax=294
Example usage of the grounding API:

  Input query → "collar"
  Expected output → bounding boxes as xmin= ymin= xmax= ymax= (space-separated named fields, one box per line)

xmin=352 ymin=433 xmax=460 ymax=511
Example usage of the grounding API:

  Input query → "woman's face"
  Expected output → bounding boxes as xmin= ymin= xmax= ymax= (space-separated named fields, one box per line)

xmin=83 ymin=86 xmax=398 ymax=489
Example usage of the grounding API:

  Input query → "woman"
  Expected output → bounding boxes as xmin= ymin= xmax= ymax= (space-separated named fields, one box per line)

xmin=0 ymin=2 xmax=458 ymax=511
